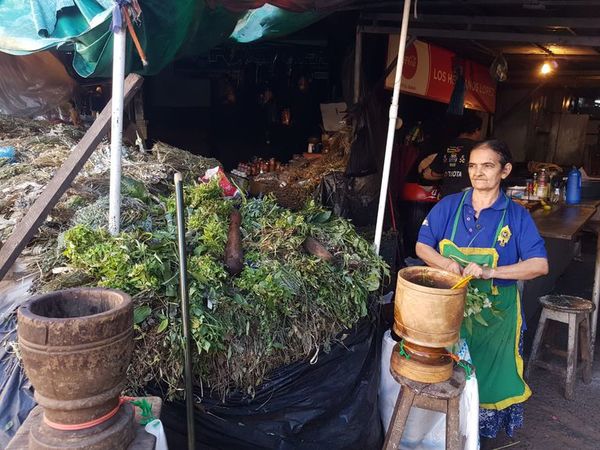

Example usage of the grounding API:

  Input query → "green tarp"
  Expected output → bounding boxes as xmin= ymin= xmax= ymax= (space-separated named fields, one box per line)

xmin=0 ymin=1 xmax=325 ymax=78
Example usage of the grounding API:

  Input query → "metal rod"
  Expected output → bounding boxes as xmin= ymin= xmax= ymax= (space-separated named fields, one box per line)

xmin=373 ymin=0 xmax=411 ymax=253
xmin=175 ymin=172 xmax=196 ymax=450
xmin=109 ymin=25 xmax=127 ymax=236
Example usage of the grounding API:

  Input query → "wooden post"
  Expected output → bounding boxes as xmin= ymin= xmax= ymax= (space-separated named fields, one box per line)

xmin=353 ymin=26 xmax=362 ymax=104
xmin=0 ymin=74 xmax=144 ymax=283
xmin=590 ymin=225 xmax=600 ymax=358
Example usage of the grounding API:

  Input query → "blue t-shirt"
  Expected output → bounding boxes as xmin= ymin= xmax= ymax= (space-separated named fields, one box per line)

xmin=417 ymin=189 xmax=547 ymax=285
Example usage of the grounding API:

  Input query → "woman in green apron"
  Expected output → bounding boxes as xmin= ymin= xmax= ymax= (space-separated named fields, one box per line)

xmin=415 ymin=140 xmax=548 ymax=442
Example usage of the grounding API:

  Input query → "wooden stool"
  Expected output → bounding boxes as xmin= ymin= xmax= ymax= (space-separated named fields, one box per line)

xmin=526 ymin=295 xmax=594 ymax=400
xmin=383 ymin=350 xmax=467 ymax=450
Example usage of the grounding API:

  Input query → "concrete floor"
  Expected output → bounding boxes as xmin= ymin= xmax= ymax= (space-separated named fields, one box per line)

xmin=490 ymin=238 xmax=600 ymax=450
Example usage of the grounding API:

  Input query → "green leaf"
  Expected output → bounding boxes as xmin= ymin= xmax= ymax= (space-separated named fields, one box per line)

xmin=157 ymin=318 xmax=169 ymax=333
xmin=473 ymin=313 xmax=488 ymax=327
xmin=133 ymin=306 xmax=152 ymax=324
xmin=464 ymin=317 xmax=473 ymax=335
xmin=311 ymin=211 xmax=331 ymax=224
xmin=165 ymin=284 xmax=177 ymax=298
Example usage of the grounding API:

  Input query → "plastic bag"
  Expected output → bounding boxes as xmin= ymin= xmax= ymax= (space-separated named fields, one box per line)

xmin=379 ymin=330 xmax=479 ymax=450
xmin=159 ymin=317 xmax=383 ymax=449
xmin=145 ymin=419 xmax=169 ymax=450
xmin=314 ymin=172 xmax=350 ymax=219
xmin=200 ymin=167 xmax=239 ymax=198
xmin=0 ymin=272 xmax=37 ymax=448
xmin=0 ymin=51 xmax=77 ymax=117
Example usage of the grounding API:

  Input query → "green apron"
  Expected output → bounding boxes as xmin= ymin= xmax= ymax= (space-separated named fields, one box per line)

xmin=439 ymin=190 xmax=531 ymax=410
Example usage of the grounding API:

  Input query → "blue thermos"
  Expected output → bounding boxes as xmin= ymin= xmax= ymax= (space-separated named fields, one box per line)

xmin=566 ymin=167 xmax=581 ymax=205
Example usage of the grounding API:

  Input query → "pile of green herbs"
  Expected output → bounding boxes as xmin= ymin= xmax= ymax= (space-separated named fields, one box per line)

xmin=60 ymin=180 xmax=388 ymax=398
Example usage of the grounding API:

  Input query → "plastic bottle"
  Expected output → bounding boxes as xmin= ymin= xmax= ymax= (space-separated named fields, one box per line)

xmin=537 ymin=169 xmax=548 ymax=199
xmin=566 ymin=166 xmax=582 ymax=205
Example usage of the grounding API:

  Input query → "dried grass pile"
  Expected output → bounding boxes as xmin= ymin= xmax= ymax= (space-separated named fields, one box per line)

xmin=253 ymin=127 xmax=352 ymax=210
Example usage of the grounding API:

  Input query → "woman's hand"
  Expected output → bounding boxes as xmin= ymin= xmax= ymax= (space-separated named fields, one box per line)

xmin=415 ymin=243 xmax=463 ymax=275
xmin=463 ymin=263 xmax=495 ymax=279
xmin=444 ymin=259 xmax=463 ymax=275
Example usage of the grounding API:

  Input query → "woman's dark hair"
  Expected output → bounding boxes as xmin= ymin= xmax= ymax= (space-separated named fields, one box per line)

xmin=472 ymin=139 xmax=513 ymax=166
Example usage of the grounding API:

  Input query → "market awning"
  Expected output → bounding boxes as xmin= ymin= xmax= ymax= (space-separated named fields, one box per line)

xmin=0 ymin=0 xmax=367 ymax=78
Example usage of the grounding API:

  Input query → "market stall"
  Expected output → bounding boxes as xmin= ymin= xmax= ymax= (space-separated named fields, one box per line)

xmin=0 ymin=112 xmax=389 ymax=447
xmin=2 ymin=1 xmax=600 ymax=449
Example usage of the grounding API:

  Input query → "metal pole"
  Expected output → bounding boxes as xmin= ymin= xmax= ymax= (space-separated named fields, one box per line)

xmin=374 ymin=0 xmax=411 ymax=253
xmin=175 ymin=172 xmax=196 ymax=450
xmin=353 ymin=26 xmax=363 ymax=104
xmin=109 ymin=24 xmax=127 ymax=235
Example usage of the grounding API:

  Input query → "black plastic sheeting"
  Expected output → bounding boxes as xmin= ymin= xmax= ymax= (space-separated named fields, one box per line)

xmin=316 ymin=172 xmax=380 ymax=227
xmin=160 ymin=316 xmax=383 ymax=449
xmin=0 ymin=316 xmax=36 ymax=448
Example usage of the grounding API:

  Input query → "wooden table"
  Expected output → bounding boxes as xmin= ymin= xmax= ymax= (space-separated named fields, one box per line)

xmin=531 ymin=204 xmax=597 ymax=240
xmin=531 ymin=203 xmax=600 ymax=357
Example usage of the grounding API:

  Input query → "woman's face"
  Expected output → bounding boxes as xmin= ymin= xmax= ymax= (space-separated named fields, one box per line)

xmin=468 ymin=146 xmax=512 ymax=192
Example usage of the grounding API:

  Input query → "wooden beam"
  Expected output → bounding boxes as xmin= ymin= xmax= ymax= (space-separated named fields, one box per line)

xmin=359 ymin=25 xmax=406 ymax=35
xmin=504 ymin=54 xmax=600 ymax=60
xmin=0 ymin=74 xmax=144 ymax=282
xmin=364 ymin=13 xmax=600 ymax=29
xmin=415 ymin=15 xmax=600 ymax=29
xmin=408 ymin=28 xmax=600 ymax=47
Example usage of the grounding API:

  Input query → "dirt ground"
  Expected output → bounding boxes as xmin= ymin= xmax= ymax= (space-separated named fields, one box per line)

xmin=490 ymin=238 xmax=600 ymax=450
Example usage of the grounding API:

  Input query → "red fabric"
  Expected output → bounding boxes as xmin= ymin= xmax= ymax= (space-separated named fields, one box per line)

xmin=401 ymin=183 xmax=439 ymax=203
xmin=389 ymin=143 xmax=419 ymax=206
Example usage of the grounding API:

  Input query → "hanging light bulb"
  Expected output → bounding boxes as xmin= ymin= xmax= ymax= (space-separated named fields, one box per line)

xmin=540 ymin=60 xmax=558 ymax=76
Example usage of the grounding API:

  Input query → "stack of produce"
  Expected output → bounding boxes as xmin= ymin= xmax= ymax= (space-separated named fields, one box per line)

xmin=0 ymin=115 xmax=387 ymax=400
xmin=57 ymin=181 xmax=388 ymax=398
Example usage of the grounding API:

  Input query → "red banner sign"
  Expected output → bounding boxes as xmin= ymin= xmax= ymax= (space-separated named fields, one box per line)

xmin=386 ymin=37 xmax=497 ymax=113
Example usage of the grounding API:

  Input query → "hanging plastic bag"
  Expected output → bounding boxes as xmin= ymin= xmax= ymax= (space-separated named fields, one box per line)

xmin=145 ymin=419 xmax=169 ymax=450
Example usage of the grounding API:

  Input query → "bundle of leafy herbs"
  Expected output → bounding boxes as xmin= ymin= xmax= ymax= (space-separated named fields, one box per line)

xmin=463 ymin=285 xmax=498 ymax=334
xmin=60 ymin=180 xmax=388 ymax=399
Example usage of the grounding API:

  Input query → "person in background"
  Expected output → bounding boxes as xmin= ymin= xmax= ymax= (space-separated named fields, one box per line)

xmin=423 ymin=110 xmax=483 ymax=197
xmin=416 ymin=140 xmax=548 ymax=446
xmin=396 ymin=120 xmax=442 ymax=258
xmin=90 ymin=86 xmax=105 ymax=119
